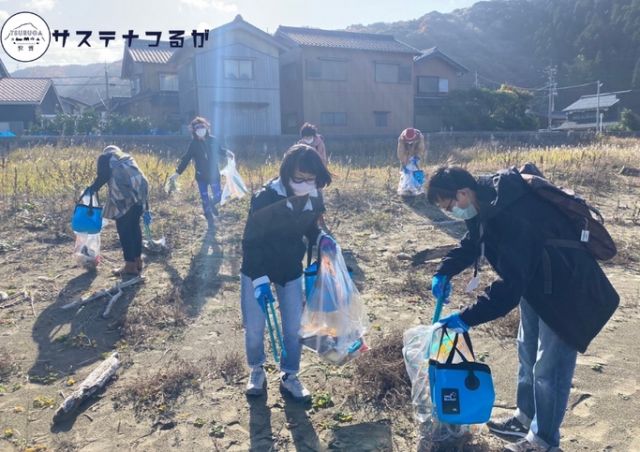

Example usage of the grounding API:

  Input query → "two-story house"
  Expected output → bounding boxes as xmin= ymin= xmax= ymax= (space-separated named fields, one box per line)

xmin=413 ymin=47 xmax=470 ymax=132
xmin=171 ymin=15 xmax=286 ymax=137
xmin=120 ymin=40 xmax=180 ymax=132
xmin=275 ymin=26 xmax=420 ymax=136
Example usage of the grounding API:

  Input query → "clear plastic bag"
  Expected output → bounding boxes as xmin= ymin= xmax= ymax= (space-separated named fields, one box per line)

xmin=403 ymin=324 xmax=473 ymax=441
xmin=299 ymin=244 xmax=369 ymax=366
xmin=220 ymin=154 xmax=249 ymax=205
xmin=397 ymin=158 xmax=425 ymax=196
xmin=73 ymin=232 xmax=101 ymax=270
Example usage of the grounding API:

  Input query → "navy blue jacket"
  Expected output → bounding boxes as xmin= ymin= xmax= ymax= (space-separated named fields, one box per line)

xmin=437 ymin=168 xmax=619 ymax=353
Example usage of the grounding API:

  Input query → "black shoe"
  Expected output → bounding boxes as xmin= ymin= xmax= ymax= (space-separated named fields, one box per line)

xmin=487 ymin=416 xmax=529 ymax=438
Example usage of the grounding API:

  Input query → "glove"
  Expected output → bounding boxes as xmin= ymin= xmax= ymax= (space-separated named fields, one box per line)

xmin=225 ymin=149 xmax=235 ymax=159
xmin=169 ymin=173 xmax=179 ymax=183
xmin=253 ymin=280 xmax=275 ymax=310
xmin=438 ymin=312 xmax=469 ymax=333
xmin=431 ymin=274 xmax=452 ymax=303
xmin=143 ymin=211 xmax=152 ymax=226
xmin=319 ymin=234 xmax=337 ymax=253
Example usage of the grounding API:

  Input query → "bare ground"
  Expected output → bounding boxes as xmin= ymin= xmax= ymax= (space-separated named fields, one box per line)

xmin=0 ymin=153 xmax=639 ymax=452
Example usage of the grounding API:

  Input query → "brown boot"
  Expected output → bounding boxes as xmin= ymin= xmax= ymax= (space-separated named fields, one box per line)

xmin=112 ymin=261 xmax=139 ymax=278
xmin=135 ymin=257 xmax=144 ymax=273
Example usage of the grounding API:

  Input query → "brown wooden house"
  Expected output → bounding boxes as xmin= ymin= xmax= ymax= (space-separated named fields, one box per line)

xmin=120 ymin=41 xmax=181 ymax=132
xmin=413 ymin=47 xmax=470 ymax=132
xmin=276 ymin=26 xmax=420 ymax=136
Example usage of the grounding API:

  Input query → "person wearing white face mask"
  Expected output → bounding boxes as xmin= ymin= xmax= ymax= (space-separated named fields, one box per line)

xmin=169 ymin=116 xmax=232 ymax=231
xmin=240 ymin=144 xmax=334 ymax=401
xmin=297 ymin=122 xmax=327 ymax=165
xmin=425 ymin=166 xmax=618 ymax=452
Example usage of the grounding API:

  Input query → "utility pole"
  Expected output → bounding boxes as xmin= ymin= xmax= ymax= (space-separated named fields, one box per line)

xmin=104 ymin=63 xmax=110 ymax=113
xmin=595 ymin=80 xmax=602 ymax=133
xmin=545 ymin=66 xmax=557 ymax=130
xmin=475 ymin=70 xmax=479 ymax=89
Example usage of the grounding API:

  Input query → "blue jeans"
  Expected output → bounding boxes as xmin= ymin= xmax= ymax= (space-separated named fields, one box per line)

xmin=515 ymin=298 xmax=577 ymax=448
xmin=240 ymin=274 xmax=303 ymax=375
xmin=197 ymin=180 xmax=221 ymax=217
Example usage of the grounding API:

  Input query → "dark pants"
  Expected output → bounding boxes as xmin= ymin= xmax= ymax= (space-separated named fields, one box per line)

xmin=115 ymin=204 xmax=143 ymax=262
xmin=197 ymin=180 xmax=221 ymax=217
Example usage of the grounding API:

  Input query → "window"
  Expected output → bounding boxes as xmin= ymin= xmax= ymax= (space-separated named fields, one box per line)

xmin=306 ymin=59 xmax=347 ymax=81
xmin=418 ymin=76 xmax=449 ymax=95
xmin=374 ymin=111 xmax=390 ymax=127
xmin=320 ymin=112 xmax=347 ymax=126
xmin=159 ymin=73 xmax=179 ymax=91
xmin=439 ymin=78 xmax=449 ymax=93
xmin=375 ymin=63 xmax=411 ymax=83
xmin=131 ymin=77 xmax=141 ymax=95
xmin=224 ymin=59 xmax=254 ymax=80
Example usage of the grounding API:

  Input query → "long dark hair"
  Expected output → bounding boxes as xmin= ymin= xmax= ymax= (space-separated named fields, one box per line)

xmin=280 ymin=144 xmax=332 ymax=189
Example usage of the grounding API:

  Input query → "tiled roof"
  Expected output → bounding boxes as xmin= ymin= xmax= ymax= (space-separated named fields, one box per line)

xmin=0 ymin=78 xmax=52 ymax=104
xmin=563 ymin=92 xmax=629 ymax=112
xmin=415 ymin=46 xmax=469 ymax=72
xmin=126 ymin=41 xmax=176 ymax=64
xmin=276 ymin=26 xmax=419 ymax=54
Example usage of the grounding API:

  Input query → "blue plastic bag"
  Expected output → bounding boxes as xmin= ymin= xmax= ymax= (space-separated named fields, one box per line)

xmin=71 ymin=193 xmax=102 ymax=234
xmin=429 ymin=330 xmax=495 ymax=425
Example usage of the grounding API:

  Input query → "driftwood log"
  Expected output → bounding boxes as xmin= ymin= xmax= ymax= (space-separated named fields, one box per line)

xmin=53 ymin=352 xmax=120 ymax=424
xmin=61 ymin=276 xmax=144 ymax=317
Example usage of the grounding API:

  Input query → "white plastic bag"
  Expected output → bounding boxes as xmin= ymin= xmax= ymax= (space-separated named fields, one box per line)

xmin=403 ymin=324 xmax=474 ymax=442
xmin=299 ymin=244 xmax=369 ymax=365
xmin=220 ymin=154 xmax=249 ymax=205
xmin=73 ymin=232 xmax=101 ymax=270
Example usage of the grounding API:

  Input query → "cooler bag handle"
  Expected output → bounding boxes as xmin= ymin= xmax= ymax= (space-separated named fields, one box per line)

xmin=437 ymin=328 xmax=476 ymax=364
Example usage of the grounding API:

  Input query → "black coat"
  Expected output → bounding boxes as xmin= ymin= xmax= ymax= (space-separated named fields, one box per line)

xmin=241 ymin=178 xmax=324 ymax=286
xmin=437 ymin=168 xmax=619 ymax=353
xmin=176 ymin=136 xmax=225 ymax=184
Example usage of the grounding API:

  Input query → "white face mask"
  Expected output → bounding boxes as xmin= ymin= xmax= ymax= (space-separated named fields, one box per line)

xmin=450 ymin=204 xmax=478 ymax=220
xmin=195 ymin=128 xmax=207 ymax=138
xmin=302 ymin=137 xmax=314 ymax=145
xmin=289 ymin=180 xmax=317 ymax=196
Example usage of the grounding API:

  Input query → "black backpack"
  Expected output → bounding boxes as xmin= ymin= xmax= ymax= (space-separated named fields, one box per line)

xmin=518 ymin=162 xmax=616 ymax=261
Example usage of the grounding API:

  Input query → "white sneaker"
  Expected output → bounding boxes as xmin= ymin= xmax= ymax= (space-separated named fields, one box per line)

xmin=280 ymin=373 xmax=311 ymax=401
xmin=245 ymin=367 xmax=266 ymax=396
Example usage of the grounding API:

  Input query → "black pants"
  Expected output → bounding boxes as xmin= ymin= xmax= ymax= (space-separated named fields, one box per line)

xmin=115 ymin=204 xmax=143 ymax=262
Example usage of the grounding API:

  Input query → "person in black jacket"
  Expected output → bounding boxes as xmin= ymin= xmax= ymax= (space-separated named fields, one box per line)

xmin=241 ymin=144 xmax=333 ymax=401
xmin=426 ymin=166 xmax=618 ymax=452
xmin=169 ymin=117 xmax=231 ymax=230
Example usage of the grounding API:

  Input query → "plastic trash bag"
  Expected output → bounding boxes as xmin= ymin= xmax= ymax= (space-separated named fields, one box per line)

xmin=220 ymin=154 xmax=249 ymax=205
xmin=397 ymin=158 xmax=425 ymax=196
xmin=73 ymin=232 xmax=101 ymax=270
xmin=403 ymin=324 xmax=473 ymax=442
xmin=299 ymin=244 xmax=369 ymax=365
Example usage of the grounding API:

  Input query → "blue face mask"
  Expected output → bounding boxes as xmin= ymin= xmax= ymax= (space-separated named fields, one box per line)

xmin=450 ymin=204 xmax=478 ymax=220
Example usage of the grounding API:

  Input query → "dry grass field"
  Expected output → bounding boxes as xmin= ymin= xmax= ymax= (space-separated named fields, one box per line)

xmin=0 ymin=138 xmax=638 ymax=451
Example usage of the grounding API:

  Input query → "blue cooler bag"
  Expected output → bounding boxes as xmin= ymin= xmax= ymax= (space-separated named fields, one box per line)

xmin=429 ymin=330 xmax=495 ymax=425
xmin=71 ymin=192 xmax=103 ymax=234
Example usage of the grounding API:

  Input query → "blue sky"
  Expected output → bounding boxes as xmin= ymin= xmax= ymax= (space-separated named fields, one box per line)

xmin=0 ymin=0 xmax=477 ymax=72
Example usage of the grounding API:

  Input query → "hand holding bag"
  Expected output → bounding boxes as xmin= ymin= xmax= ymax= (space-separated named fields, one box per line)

xmin=428 ymin=329 xmax=495 ymax=425
xmin=71 ymin=191 xmax=103 ymax=234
